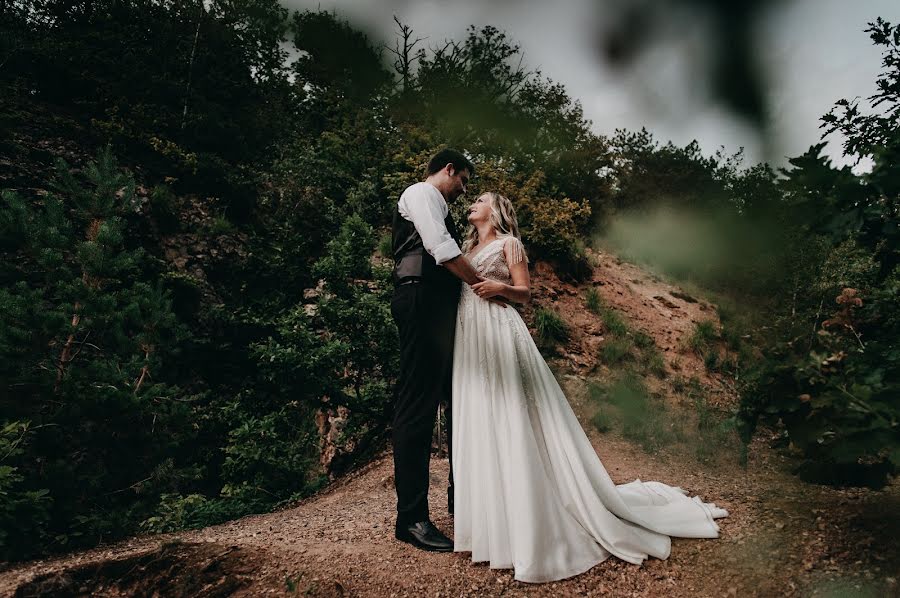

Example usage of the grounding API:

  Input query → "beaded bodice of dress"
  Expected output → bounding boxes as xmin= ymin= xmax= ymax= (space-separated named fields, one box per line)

xmin=466 ymin=237 xmax=517 ymax=286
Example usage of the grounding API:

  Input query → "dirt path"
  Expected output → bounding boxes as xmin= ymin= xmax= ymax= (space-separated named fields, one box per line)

xmin=5 ymin=429 xmax=896 ymax=597
xmin=3 ymin=251 xmax=898 ymax=597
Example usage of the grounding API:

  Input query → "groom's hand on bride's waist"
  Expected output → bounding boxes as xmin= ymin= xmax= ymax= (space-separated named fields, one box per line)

xmin=471 ymin=276 xmax=509 ymax=308
xmin=473 ymin=279 xmax=508 ymax=300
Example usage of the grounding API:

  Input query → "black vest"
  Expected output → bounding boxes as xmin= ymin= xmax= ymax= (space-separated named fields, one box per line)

xmin=392 ymin=199 xmax=462 ymax=295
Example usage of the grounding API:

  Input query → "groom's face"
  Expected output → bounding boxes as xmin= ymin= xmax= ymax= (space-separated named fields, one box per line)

xmin=446 ymin=166 xmax=471 ymax=203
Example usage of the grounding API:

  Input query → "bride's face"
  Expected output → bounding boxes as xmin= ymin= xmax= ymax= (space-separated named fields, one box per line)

xmin=467 ymin=194 xmax=492 ymax=225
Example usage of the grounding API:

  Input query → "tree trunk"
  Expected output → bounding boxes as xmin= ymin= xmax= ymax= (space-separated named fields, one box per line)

xmin=181 ymin=1 xmax=205 ymax=131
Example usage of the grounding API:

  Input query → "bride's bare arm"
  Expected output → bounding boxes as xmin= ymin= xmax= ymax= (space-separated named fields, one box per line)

xmin=498 ymin=255 xmax=531 ymax=303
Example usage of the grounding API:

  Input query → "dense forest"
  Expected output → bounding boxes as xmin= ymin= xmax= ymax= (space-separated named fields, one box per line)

xmin=0 ymin=0 xmax=897 ymax=564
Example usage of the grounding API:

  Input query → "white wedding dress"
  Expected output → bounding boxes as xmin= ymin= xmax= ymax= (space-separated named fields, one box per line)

xmin=451 ymin=236 xmax=728 ymax=583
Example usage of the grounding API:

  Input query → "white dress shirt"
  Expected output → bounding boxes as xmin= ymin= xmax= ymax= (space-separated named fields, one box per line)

xmin=397 ymin=182 xmax=462 ymax=265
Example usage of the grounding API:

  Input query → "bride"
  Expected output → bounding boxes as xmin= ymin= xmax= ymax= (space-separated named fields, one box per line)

xmin=451 ymin=192 xmax=729 ymax=583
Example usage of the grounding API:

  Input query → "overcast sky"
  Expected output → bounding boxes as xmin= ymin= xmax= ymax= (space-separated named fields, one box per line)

xmin=280 ymin=0 xmax=899 ymax=172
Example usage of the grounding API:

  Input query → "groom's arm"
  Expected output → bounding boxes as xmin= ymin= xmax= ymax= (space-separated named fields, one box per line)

xmin=400 ymin=184 xmax=462 ymax=265
xmin=400 ymin=185 xmax=507 ymax=307
xmin=444 ymin=256 xmax=508 ymax=308
xmin=441 ymin=254 xmax=481 ymax=286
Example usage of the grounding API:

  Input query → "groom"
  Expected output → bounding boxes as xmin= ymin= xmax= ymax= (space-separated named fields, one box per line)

xmin=390 ymin=148 xmax=502 ymax=552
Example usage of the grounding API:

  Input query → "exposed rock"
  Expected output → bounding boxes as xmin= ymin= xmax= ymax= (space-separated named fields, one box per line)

xmin=303 ymin=280 xmax=326 ymax=302
xmin=671 ymin=290 xmax=698 ymax=303
xmin=316 ymin=405 xmax=355 ymax=478
xmin=654 ymin=295 xmax=680 ymax=310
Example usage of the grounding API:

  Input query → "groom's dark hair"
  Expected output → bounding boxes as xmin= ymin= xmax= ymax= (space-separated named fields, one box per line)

xmin=426 ymin=148 xmax=475 ymax=177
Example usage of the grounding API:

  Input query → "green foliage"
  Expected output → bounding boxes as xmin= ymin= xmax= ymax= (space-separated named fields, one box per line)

xmin=393 ymin=23 xmax=610 ymax=274
xmin=313 ymin=215 xmax=399 ymax=412
xmin=141 ymin=494 xmax=227 ymax=534
xmin=590 ymin=408 xmax=613 ymax=433
xmin=670 ymin=376 xmax=743 ymax=465
xmin=0 ymin=150 xmax=189 ymax=558
xmin=589 ymin=295 xmax=667 ymax=376
xmin=523 ymin=194 xmax=592 ymax=264
xmin=534 ymin=307 xmax=569 ymax=347
xmin=737 ymin=20 xmax=900 ymax=487
xmin=378 ymin=231 xmax=393 ymax=259
xmin=150 ymin=185 xmax=181 ymax=233
xmin=0 ymin=422 xmax=52 ymax=560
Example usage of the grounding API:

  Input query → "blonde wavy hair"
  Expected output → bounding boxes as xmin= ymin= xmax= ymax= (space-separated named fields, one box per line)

xmin=461 ymin=192 xmax=528 ymax=264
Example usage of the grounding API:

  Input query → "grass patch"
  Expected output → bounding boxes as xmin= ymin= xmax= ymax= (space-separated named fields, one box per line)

xmin=692 ymin=393 xmax=739 ymax=465
xmin=589 ymin=370 xmax=740 ymax=465
xmin=684 ymin=319 xmax=718 ymax=356
xmin=632 ymin=330 xmax=655 ymax=349
xmin=641 ymin=348 xmax=667 ymax=378
xmin=207 ymin=214 xmax=235 ymax=236
xmin=534 ymin=307 xmax=569 ymax=347
xmin=588 ymin=371 xmax=682 ymax=454
xmin=677 ymin=375 xmax=740 ymax=464
xmin=601 ymin=308 xmax=629 ymax=336
xmin=590 ymin=408 xmax=613 ymax=433
xmin=600 ymin=337 xmax=633 ymax=365
xmin=584 ymin=287 xmax=603 ymax=314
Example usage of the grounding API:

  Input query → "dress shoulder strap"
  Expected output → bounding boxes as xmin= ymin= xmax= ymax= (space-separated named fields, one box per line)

xmin=503 ymin=236 xmax=528 ymax=266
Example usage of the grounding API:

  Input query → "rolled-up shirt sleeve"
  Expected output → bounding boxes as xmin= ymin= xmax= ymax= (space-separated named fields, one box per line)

xmin=398 ymin=183 xmax=462 ymax=265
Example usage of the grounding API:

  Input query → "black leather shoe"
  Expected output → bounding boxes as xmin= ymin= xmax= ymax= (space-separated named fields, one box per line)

xmin=448 ymin=485 xmax=454 ymax=516
xmin=395 ymin=520 xmax=453 ymax=552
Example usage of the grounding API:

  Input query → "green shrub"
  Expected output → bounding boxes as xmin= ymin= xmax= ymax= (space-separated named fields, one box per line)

xmin=0 ymin=150 xmax=189 ymax=557
xmin=378 ymin=231 xmax=393 ymax=258
xmin=0 ymin=422 xmax=52 ymax=560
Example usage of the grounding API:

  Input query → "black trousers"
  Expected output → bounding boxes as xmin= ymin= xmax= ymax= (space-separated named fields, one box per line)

xmin=390 ymin=280 xmax=459 ymax=525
